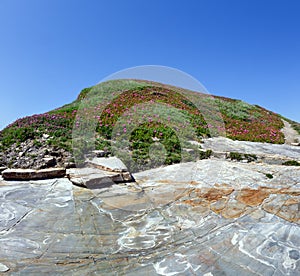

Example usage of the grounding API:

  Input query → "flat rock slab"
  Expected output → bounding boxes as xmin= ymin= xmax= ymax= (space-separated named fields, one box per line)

xmin=87 ymin=157 xmax=128 ymax=172
xmin=202 ymin=137 xmax=300 ymax=160
xmin=68 ymin=167 xmax=134 ymax=189
xmin=2 ymin=168 xmax=66 ymax=180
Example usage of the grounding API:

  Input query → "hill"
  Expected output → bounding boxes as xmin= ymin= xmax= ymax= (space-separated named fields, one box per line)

xmin=0 ymin=79 xmax=299 ymax=171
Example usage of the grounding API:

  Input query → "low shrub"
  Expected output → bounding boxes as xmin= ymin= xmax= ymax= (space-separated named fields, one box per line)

xmin=282 ymin=160 xmax=300 ymax=166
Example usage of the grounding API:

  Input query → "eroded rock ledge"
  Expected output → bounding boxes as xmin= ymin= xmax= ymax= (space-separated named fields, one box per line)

xmin=2 ymin=168 xmax=66 ymax=180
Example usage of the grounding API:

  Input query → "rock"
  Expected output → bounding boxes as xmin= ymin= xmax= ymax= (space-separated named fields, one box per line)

xmin=0 ymin=156 xmax=299 ymax=274
xmin=0 ymin=166 xmax=7 ymax=173
xmin=182 ymin=148 xmax=195 ymax=153
xmin=291 ymin=142 xmax=300 ymax=146
xmin=2 ymin=168 xmax=66 ymax=180
xmin=42 ymin=133 xmax=50 ymax=139
xmin=64 ymin=162 xmax=76 ymax=169
xmin=87 ymin=157 xmax=129 ymax=172
xmin=188 ymin=140 xmax=202 ymax=146
xmin=50 ymin=150 xmax=60 ymax=157
xmin=92 ymin=150 xmax=110 ymax=158
xmin=67 ymin=167 xmax=134 ymax=189
xmin=42 ymin=157 xmax=57 ymax=167
xmin=0 ymin=263 xmax=9 ymax=272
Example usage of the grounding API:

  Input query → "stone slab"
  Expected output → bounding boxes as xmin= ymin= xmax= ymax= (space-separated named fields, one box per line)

xmin=2 ymin=168 xmax=66 ymax=180
xmin=87 ymin=157 xmax=128 ymax=172
xmin=68 ymin=167 xmax=134 ymax=189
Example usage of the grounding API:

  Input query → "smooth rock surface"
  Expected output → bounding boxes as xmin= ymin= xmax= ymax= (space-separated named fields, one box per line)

xmin=0 ymin=156 xmax=299 ymax=275
xmin=87 ymin=157 xmax=129 ymax=172
xmin=0 ymin=263 xmax=9 ymax=272
xmin=202 ymin=137 xmax=300 ymax=160
xmin=2 ymin=168 xmax=66 ymax=180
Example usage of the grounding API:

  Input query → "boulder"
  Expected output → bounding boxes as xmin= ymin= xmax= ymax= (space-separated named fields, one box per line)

xmin=2 ymin=168 xmax=66 ymax=180
xmin=67 ymin=167 xmax=134 ymax=189
xmin=0 ymin=263 xmax=9 ymax=272
xmin=42 ymin=157 xmax=57 ymax=168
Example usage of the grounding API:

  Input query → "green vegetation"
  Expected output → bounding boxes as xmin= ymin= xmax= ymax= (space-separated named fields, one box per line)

xmin=282 ymin=160 xmax=300 ymax=166
xmin=265 ymin=173 xmax=273 ymax=179
xmin=228 ymin=152 xmax=257 ymax=162
xmin=199 ymin=149 xmax=212 ymax=160
xmin=0 ymin=79 xmax=294 ymax=170
xmin=229 ymin=152 xmax=243 ymax=161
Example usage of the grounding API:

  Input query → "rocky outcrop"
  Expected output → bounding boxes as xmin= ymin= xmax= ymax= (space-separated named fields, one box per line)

xmin=0 ymin=138 xmax=73 ymax=170
xmin=0 ymin=157 xmax=299 ymax=275
xmin=2 ymin=168 xmax=66 ymax=180
xmin=201 ymin=136 xmax=300 ymax=161
xmin=0 ymin=138 xmax=299 ymax=274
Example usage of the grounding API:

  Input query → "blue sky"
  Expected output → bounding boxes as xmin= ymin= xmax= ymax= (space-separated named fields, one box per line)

xmin=0 ymin=0 xmax=299 ymax=130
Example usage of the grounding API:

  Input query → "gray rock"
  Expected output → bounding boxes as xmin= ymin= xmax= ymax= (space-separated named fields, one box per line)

xmin=291 ymin=142 xmax=300 ymax=146
xmin=42 ymin=157 xmax=57 ymax=168
xmin=202 ymin=137 xmax=300 ymax=161
xmin=64 ymin=162 xmax=76 ymax=169
xmin=42 ymin=133 xmax=50 ymax=139
xmin=0 ymin=263 xmax=9 ymax=272
xmin=87 ymin=157 xmax=129 ymax=172
xmin=0 ymin=140 xmax=299 ymax=275
xmin=92 ymin=150 xmax=107 ymax=157
xmin=68 ymin=167 xmax=134 ymax=189
xmin=2 ymin=168 xmax=66 ymax=180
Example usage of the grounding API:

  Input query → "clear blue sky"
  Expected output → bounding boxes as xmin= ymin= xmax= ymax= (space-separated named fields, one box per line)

xmin=1 ymin=0 xmax=300 ymax=130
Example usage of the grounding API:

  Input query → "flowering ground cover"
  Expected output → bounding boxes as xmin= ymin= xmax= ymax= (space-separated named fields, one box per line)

xmin=0 ymin=79 xmax=291 ymax=169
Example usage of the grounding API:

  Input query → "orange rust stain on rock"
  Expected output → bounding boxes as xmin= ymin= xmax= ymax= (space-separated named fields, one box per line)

xmin=277 ymin=188 xmax=300 ymax=196
xmin=201 ymin=185 xmax=234 ymax=202
xmin=284 ymin=197 xmax=299 ymax=205
xmin=188 ymin=184 xmax=234 ymax=202
xmin=236 ymin=187 xmax=273 ymax=207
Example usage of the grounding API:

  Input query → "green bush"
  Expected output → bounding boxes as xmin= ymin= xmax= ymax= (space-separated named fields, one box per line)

xmin=199 ymin=149 xmax=212 ymax=160
xmin=282 ymin=160 xmax=300 ymax=166
xmin=265 ymin=173 xmax=273 ymax=179
xmin=229 ymin=152 xmax=243 ymax=161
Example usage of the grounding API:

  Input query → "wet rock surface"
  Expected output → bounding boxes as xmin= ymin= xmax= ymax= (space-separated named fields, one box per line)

xmin=0 ymin=156 xmax=299 ymax=275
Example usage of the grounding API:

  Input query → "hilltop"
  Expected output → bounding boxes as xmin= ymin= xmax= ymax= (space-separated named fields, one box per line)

xmin=0 ymin=79 xmax=299 ymax=171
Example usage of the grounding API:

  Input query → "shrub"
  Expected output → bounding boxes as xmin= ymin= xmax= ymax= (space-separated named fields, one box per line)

xmin=265 ymin=173 xmax=273 ymax=179
xmin=229 ymin=152 xmax=243 ymax=161
xmin=199 ymin=149 xmax=212 ymax=160
xmin=282 ymin=160 xmax=300 ymax=166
